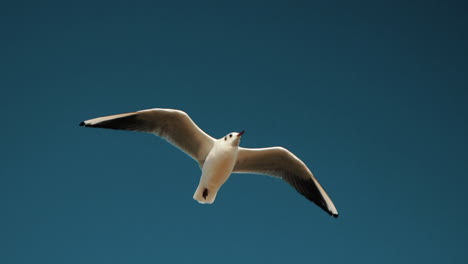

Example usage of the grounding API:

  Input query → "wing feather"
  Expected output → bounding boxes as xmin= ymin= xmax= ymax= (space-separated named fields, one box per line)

xmin=80 ymin=108 xmax=215 ymax=166
xmin=234 ymin=147 xmax=338 ymax=217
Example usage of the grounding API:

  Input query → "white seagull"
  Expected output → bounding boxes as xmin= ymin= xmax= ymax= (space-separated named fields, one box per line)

xmin=80 ymin=108 xmax=339 ymax=217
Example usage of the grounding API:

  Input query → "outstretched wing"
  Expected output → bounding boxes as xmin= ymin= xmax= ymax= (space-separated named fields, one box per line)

xmin=80 ymin=108 xmax=215 ymax=166
xmin=233 ymin=147 xmax=338 ymax=217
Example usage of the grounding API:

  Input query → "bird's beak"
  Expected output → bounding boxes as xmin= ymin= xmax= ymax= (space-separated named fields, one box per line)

xmin=237 ymin=130 xmax=245 ymax=137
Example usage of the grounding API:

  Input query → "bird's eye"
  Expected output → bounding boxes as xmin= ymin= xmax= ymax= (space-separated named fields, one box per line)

xmin=229 ymin=134 xmax=232 ymax=138
xmin=224 ymin=137 xmax=227 ymax=141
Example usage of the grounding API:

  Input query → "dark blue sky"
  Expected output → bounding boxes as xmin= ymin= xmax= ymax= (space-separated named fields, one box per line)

xmin=1 ymin=1 xmax=467 ymax=263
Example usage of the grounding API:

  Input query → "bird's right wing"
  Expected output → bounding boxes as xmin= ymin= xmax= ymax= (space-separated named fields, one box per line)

xmin=80 ymin=108 xmax=215 ymax=166
xmin=233 ymin=147 xmax=338 ymax=217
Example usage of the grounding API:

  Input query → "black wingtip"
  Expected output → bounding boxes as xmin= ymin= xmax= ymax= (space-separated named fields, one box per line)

xmin=332 ymin=214 xmax=339 ymax=218
xmin=79 ymin=121 xmax=85 ymax=126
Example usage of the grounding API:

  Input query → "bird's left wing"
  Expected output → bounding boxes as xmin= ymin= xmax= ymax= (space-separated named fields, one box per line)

xmin=80 ymin=108 xmax=215 ymax=166
xmin=233 ymin=147 xmax=338 ymax=217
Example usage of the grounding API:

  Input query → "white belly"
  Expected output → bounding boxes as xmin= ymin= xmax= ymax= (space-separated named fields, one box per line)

xmin=201 ymin=149 xmax=236 ymax=188
xmin=193 ymin=144 xmax=238 ymax=204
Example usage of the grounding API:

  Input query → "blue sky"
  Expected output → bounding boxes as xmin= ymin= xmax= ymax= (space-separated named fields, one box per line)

xmin=1 ymin=1 xmax=467 ymax=263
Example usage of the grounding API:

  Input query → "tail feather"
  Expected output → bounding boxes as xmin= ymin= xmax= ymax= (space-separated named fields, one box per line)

xmin=193 ymin=184 xmax=217 ymax=204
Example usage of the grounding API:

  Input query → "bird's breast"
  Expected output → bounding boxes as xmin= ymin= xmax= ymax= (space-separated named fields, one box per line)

xmin=201 ymin=147 xmax=238 ymax=187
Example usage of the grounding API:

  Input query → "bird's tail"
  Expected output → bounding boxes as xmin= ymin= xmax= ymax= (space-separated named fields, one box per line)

xmin=193 ymin=184 xmax=218 ymax=204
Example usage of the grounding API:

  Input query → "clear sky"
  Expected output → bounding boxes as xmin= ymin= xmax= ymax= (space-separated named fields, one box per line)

xmin=1 ymin=1 xmax=467 ymax=263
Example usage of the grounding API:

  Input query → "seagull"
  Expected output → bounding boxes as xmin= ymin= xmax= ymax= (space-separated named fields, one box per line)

xmin=80 ymin=108 xmax=339 ymax=217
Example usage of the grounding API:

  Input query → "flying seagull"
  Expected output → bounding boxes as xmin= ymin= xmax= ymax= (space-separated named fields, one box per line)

xmin=80 ymin=108 xmax=339 ymax=217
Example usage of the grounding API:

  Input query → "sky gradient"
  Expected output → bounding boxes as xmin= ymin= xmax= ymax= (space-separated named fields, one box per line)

xmin=1 ymin=1 xmax=468 ymax=263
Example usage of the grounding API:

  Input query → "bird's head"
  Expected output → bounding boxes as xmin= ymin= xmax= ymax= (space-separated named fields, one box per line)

xmin=222 ymin=130 xmax=245 ymax=147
